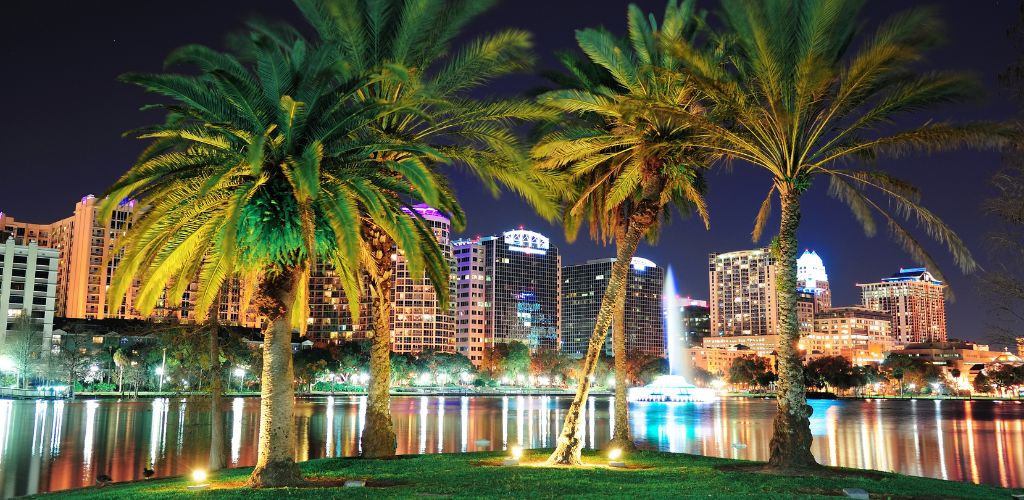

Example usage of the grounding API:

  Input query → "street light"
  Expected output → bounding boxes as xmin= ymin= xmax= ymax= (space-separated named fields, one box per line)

xmin=155 ymin=367 xmax=165 ymax=393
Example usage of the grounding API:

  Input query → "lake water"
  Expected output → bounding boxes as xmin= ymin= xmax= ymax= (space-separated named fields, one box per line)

xmin=0 ymin=395 xmax=1021 ymax=496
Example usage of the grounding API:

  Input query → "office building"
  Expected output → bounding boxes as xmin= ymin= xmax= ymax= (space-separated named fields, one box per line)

xmin=796 ymin=249 xmax=832 ymax=310
xmin=454 ymin=229 xmax=561 ymax=364
xmin=681 ymin=302 xmax=710 ymax=346
xmin=858 ymin=267 xmax=947 ymax=344
xmin=561 ymin=257 xmax=665 ymax=358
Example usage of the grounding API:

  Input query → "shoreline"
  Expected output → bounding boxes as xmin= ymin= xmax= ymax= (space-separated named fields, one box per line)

xmin=35 ymin=390 xmax=1024 ymax=402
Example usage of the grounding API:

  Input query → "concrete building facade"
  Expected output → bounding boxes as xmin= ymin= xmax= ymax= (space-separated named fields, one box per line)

xmin=708 ymin=248 xmax=778 ymax=337
xmin=0 ymin=238 xmax=58 ymax=348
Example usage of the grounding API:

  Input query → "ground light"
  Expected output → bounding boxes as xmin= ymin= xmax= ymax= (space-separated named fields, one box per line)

xmin=504 ymin=445 xmax=522 ymax=466
xmin=186 ymin=469 xmax=209 ymax=490
xmin=608 ymin=448 xmax=625 ymax=468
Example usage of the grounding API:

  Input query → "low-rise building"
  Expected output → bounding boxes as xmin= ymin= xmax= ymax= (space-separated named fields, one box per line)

xmin=702 ymin=334 xmax=778 ymax=357
xmin=686 ymin=345 xmax=775 ymax=376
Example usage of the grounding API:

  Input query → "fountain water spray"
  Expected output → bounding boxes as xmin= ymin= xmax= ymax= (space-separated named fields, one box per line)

xmin=628 ymin=265 xmax=717 ymax=403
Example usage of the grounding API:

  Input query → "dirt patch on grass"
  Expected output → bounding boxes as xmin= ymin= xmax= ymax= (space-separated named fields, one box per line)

xmin=715 ymin=463 xmax=889 ymax=481
xmin=470 ymin=459 xmax=654 ymax=470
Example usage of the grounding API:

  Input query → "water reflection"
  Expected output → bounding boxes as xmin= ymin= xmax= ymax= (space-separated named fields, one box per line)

xmin=0 ymin=397 xmax=1022 ymax=496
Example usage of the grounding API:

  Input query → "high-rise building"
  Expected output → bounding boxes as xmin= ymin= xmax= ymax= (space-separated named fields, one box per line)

xmin=858 ymin=267 xmax=947 ymax=344
xmin=3 ymin=196 xmax=257 ymax=325
xmin=796 ymin=249 xmax=831 ymax=310
xmin=561 ymin=257 xmax=665 ymax=358
xmin=797 ymin=290 xmax=817 ymax=335
xmin=708 ymin=248 xmax=778 ymax=337
xmin=454 ymin=229 xmax=561 ymax=364
xmin=681 ymin=303 xmax=710 ymax=346
xmin=305 ymin=204 xmax=455 ymax=354
xmin=390 ymin=205 xmax=455 ymax=354
xmin=0 ymin=238 xmax=58 ymax=347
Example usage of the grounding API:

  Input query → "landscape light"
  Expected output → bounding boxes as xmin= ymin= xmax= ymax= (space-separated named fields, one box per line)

xmin=504 ymin=445 xmax=523 ymax=466
xmin=608 ymin=448 xmax=625 ymax=468
xmin=233 ymin=367 xmax=245 ymax=378
xmin=155 ymin=367 xmax=164 ymax=376
xmin=186 ymin=469 xmax=210 ymax=490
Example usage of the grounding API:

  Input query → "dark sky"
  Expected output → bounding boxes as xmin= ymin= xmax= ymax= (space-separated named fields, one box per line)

xmin=0 ymin=1 xmax=1018 ymax=344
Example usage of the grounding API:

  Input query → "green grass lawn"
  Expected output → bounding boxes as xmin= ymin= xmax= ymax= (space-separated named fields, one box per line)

xmin=36 ymin=449 xmax=1018 ymax=499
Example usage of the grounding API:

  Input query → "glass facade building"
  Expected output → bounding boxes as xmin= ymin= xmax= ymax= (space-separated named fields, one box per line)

xmin=561 ymin=257 xmax=665 ymax=358
xmin=454 ymin=229 xmax=561 ymax=364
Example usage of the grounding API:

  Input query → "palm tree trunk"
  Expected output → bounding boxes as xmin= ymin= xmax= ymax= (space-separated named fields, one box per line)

xmin=548 ymin=214 xmax=652 ymax=465
xmin=248 ymin=266 xmax=304 ymax=487
xmin=767 ymin=185 xmax=817 ymax=469
xmin=361 ymin=228 xmax=397 ymax=458
xmin=208 ymin=324 xmax=225 ymax=472
xmin=609 ymin=232 xmax=635 ymax=451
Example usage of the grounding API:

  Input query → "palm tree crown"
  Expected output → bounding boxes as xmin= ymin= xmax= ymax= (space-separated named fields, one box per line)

xmin=101 ymin=27 xmax=455 ymax=324
xmin=535 ymin=0 xmax=717 ymax=465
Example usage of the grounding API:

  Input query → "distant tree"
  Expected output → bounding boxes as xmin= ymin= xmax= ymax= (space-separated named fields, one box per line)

xmin=728 ymin=355 xmax=774 ymax=390
xmin=333 ymin=341 xmax=370 ymax=384
xmin=883 ymin=354 xmax=942 ymax=390
xmin=501 ymin=341 xmax=531 ymax=383
xmin=690 ymin=366 xmax=715 ymax=387
xmin=293 ymin=348 xmax=332 ymax=392
xmin=973 ymin=372 xmax=993 ymax=394
xmin=389 ymin=353 xmax=416 ymax=386
xmin=2 ymin=315 xmax=42 ymax=389
xmin=634 ymin=357 xmax=669 ymax=386
xmin=805 ymin=356 xmax=862 ymax=394
xmin=53 ymin=336 xmax=92 ymax=398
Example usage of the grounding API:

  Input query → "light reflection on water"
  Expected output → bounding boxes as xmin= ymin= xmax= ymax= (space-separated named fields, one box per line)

xmin=0 ymin=395 xmax=1022 ymax=497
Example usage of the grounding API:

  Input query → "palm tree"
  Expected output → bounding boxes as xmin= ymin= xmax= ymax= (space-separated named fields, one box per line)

xmin=100 ymin=27 xmax=453 ymax=486
xmin=671 ymin=0 xmax=1015 ymax=468
xmin=534 ymin=0 xmax=714 ymax=465
xmin=112 ymin=349 xmax=129 ymax=395
xmin=293 ymin=0 xmax=557 ymax=457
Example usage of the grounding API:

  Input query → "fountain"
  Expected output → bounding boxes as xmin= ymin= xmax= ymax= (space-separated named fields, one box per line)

xmin=628 ymin=266 xmax=718 ymax=403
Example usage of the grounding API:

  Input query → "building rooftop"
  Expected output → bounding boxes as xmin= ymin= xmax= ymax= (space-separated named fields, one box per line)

xmin=880 ymin=267 xmax=943 ymax=285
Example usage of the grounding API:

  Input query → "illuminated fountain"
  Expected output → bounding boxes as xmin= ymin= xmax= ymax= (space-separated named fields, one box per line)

xmin=628 ymin=266 xmax=718 ymax=403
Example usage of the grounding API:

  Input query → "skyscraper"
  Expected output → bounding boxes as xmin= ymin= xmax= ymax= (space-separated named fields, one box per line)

xmin=708 ymin=248 xmax=778 ymax=337
xmin=796 ymin=249 xmax=832 ymax=310
xmin=454 ymin=229 xmax=561 ymax=364
xmin=561 ymin=257 xmax=665 ymax=358
xmin=858 ymin=267 xmax=947 ymax=344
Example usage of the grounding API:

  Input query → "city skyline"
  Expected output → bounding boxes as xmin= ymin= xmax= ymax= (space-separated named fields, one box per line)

xmin=0 ymin=1 xmax=1016 ymax=343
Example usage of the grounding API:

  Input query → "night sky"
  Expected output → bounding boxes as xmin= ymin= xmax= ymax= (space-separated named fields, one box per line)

xmin=0 ymin=1 xmax=1018 ymax=344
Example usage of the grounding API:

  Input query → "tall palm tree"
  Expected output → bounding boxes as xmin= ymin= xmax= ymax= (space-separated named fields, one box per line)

xmin=100 ymin=28 xmax=454 ymax=485
xmin=293 ymin=0 xmax=557 ymax=457
xmin=534 ymin=0 xmax=714 ymax=465
xmin=671 ymin=0 xmax=1014 ymax=468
